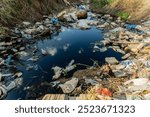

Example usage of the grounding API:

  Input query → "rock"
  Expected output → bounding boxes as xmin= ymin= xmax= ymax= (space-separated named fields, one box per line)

xmin=24 ymin=28 xmax=37 ymax=35
xmin=19 ymin=47 xmax=25 ymax=51
xmin=122 ymin=53 xmax=131 ymax=59
xmin=22 ymin=22 xmax=31 ymax=27
xmin=59 ymin=78 xmax=78 ymax=93
xmin=102 ymin=14 xmax=111 ymax=19
xmin=110 ymin=64 xmax=125 ymax=70
xmin=85 ymin=79 xmax=98 ymax=85
xmin=57 ymin=11 xmax=67 ymax=21
xmin=110 ymin=27 xmax=125 ymax=32
xmin=97 ymin=22 xmax=109 ymax=28
xmin=105 ymin=57 xmax=119 ymax=65
xmin=0 ymin=47 xmax=6 ymax=51
xmin=76 ymin=10 xmax=88 ymax=19
xmin=35 ymin=22 xmax=42 ymax=26
xmin=113 ymin=70 xmax=128 ymax=78
xmin=76 ymin=20 xmax=91 ymax=29
xmin=39 ymin=29 xmax=51 ymax=37
xmin=124 ymin=78 xmax=149 ymax=86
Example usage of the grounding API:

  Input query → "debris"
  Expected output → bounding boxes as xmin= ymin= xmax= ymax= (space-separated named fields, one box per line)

xmin=39 ymin=29 xmax=51 ymax=37
xmin=85 ymin=79 xmax=98 ymax=85
xmin=63 ymin=44 xmax=70 ymax=51
xmin=120 ymin=60 xmax=135 ymax=69
xmin=52 ymin=66 xmax=62 ymax=80
xmin=96 ymin=88 xmax=112 ymax=97
xmin=59 ymin=78 xmax=78 ymax=93
xmin=122 ymin=53 xmax=131 ymax=59
xmin=0 ymin=85 xmax=7 ymax=99
xmin=41 ymin=47 xmax=57 ymax=56
xmin=51 ymin=18 xmax=59 ymax=24
xmin=63 ymin=0 xmax=70 ymax=5
xmin=15 ymin=72 xmax=23 ymax=78
xmin=125 ymin=24 xmax=137 ymax=30
xmin=0 ymin=73 xmax=2 ymax=81
xmin=64 ymin=60 xmax=76 ymax=73
xmin=105 ymin=57 xmax=119 ymax=65
xmin=76 ymin=10 xmax=88 ymax=19
xmin=113 ymin=70 xmax=128 ymax=78
xmin=5 ymin=55 xmax=13 ymax=65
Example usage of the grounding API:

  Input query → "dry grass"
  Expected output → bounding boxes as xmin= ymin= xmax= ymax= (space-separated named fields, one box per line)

xmin=0 ymin=0 xmax=76 ymax=27
xmin=108 ymin=0 xmax=150 ymax=21
xmin=91 ymin=0 xmax=150 ymax=22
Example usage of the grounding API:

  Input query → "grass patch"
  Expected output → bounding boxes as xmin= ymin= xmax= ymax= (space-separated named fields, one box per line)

xmin=91 ymin=0 xmax=115 ymax=8
xmin=117 ymin=11 xmax=130 ymax=21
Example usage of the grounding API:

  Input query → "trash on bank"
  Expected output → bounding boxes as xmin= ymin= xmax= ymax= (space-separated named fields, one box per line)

xmin=52 ymin=60 xmax=76 ymax=80
xmin=59 ymin=77 xmax=78 ymax=93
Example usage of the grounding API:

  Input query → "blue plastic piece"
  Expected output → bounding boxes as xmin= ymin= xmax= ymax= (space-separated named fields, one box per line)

xmin=51 ymin=18 xmax=59 ymax=24
xmin=5 ymin=55 xmax=13 ymax=65
xmin=125 ymin=24 xmax=137 ymax=29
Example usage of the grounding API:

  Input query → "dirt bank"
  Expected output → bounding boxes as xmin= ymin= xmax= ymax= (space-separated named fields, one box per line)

xmin=0 ymin=0 xmax=78 ymax=35
xmin=90 ymin=0 xmax=150 ymax=22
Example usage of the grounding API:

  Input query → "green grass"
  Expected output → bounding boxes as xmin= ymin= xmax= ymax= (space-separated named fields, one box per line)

xmin=117 ymin=11 xmax=130 ymax=21
xmin=91 ymin=0 xmax=115 ymax=8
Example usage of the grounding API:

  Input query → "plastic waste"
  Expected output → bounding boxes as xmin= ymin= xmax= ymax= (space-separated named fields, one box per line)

xmin=5 ymin=55 xmax=13 ymax=65
xmin=0 ymin=85 xmax=7 ymax=99
xmin=96 ymin=88 xmax=112 ymax=97
xmin=120 ymin=60 xmax=135 ymax=69
xmin=59 ymin=78 xmax=78 ymax=93
xmin=144 ymin=61 xmax=150 ymax=68
xmin=51 ymin=18 xmax=59 ymax=24
xmin=85 ymin=79 xmax=98 ymax=85
xmin=52 ymin=66 xmax=62 ymax=80
xmin=125 ymin=24 xmax=137 ymax=30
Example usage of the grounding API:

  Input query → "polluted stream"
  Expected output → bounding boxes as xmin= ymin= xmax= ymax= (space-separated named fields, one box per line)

xmin=0 ymin=5 xmax=128 ymax=100
xmin=5 ymin=26 xmax=122 ymax=100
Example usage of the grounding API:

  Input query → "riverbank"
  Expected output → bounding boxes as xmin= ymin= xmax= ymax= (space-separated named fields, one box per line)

xmin=0 ymin=0 xmax=78 ymax=36
xmin=90 ymin=0 xmax=150 ymax=23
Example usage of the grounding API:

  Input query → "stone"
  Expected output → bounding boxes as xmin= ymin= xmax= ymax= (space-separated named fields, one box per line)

xmin=113 ymin=70 xmax=128 ymax=78
xmin=76 ymin=20 xmax=91 ymax=29
xmin=76 ymin=10 xmax=88 ymax=19
xmin=105 ymin=57 xmax=119 ymax=65
xmin=39 ymin=29 xmax=51 ymax=37
xmin=122 ymin=53 xmax=131 ymax=60
xmin=57 ymin=11 xmax=66 ymax=20
xmin=22 ymin=22 xmax=31 ymax=27
xmin=24 ymin=29 xmax=37 ymax=34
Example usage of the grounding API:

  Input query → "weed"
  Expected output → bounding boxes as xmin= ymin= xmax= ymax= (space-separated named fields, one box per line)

xmin=117 ymin=11 xmax=130 ymax=21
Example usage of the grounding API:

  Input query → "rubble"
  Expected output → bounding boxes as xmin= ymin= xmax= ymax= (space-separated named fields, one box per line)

xmin=59 ymin=78 xmax=78 ymax=94
xmin=105 ymin=57 xmax=119 ymax=65
xmin=76 ymin=10 xmax=88 ymax=19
